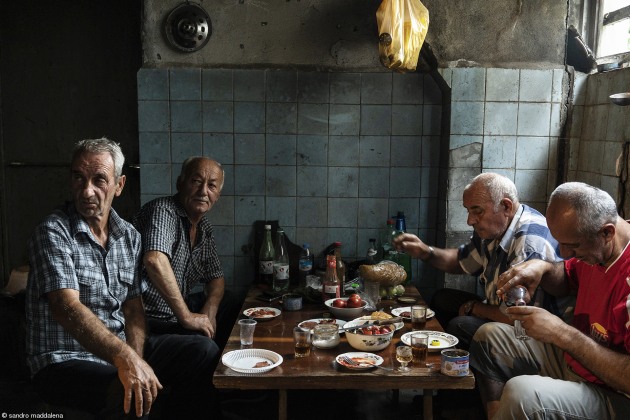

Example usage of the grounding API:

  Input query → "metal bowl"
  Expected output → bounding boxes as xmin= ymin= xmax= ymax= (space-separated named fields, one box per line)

xmin=610 ymin=93 xmax=630 ymax=106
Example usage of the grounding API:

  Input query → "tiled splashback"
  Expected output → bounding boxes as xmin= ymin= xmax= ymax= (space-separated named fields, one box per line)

xmin=439 ymin=67 xmax=567 ymax=293
xmin=442 ymin=67 xmax=565 ymax=231
xmin=137 ymin=68 xmax=444 ymax=294
xmin=567 ymin=68 xmax=630 ymax=196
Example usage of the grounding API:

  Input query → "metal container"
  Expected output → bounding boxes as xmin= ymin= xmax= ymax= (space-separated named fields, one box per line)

xmin=440 ymin=349 xmax=469 ymax=377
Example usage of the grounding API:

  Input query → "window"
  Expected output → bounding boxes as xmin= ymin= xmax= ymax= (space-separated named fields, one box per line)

xmin=597 ymin=0 xmax=630 ymax=58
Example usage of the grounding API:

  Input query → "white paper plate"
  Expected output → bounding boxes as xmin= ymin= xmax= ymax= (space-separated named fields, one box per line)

xmin=243 ymin=307 xmax=281 ymax=321
xmin=298 ymin=318 xmax=345 ymax=332
xmin=344 ymin=316 xmax=404 ymax=332
xmin=391 ymin=306 xmax=435 ymax=320
xmin=335 ymin=352 xmax=384 ymax=370
xmin=400 ymin=331 xmax=458 ymax=352
xmin=222 ymin=349 xmax=283 ymax=374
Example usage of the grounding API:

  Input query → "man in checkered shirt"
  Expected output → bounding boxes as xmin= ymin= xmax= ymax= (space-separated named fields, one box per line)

xmin=26 ymin=139 xmax=218 ymax=418
xmin=133 ymin=156 xmax=238 ymax=350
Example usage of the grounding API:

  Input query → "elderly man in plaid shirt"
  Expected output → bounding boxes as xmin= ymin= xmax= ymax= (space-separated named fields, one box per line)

xmin=26 ymin=138 xmax=218 ymax=419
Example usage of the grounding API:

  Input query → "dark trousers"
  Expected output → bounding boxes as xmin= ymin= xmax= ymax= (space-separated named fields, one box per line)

xmin=146 ymin=289 xmax=241 ymax=351
xmin=431 ymin=288 xmax=485 ymax=349
xmin=33 ymin=332 xmax=221 ymax=419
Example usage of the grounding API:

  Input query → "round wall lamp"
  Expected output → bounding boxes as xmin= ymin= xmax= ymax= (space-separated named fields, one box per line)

xmin=164 ymin=2 xmax=211 ymax=53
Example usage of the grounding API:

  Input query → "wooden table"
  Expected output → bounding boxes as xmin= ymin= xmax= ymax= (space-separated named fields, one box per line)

xmin=213 ymin=286 xmax=475 ymax=420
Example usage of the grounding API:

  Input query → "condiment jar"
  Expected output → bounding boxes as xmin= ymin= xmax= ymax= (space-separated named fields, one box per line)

xmin=312 ymin=324 xmax=340 ymax=349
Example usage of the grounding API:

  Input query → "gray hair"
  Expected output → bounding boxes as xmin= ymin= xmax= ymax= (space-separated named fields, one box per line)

xmin=179 ymin=156 xmax=224 ymax=191
xmin=467 ymin=173 xmax=519 ymax=210
xmin=72 ymin=137 xmax=125 ymax=179
xmin=549 ymin=182 xmax=618 ymax=238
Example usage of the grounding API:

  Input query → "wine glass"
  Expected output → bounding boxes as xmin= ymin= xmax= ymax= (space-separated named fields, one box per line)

xmin=504 ymin=286 xmax=529 ymax=340
xmin=396 ymin=345 xmax=413 ymax=372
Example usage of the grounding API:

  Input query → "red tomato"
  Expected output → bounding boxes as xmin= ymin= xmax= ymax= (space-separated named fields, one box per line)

xmin=347 ymin=294 xmax=363 ymax=308
xmin=379 ymin=326 xmax=391 ymax=334
xmin=332 ymin=299 xmax=347 ymax=308
xmin=361 ymin=327 xmax=373 ymax=335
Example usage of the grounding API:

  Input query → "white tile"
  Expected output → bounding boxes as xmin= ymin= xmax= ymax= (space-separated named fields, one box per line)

xmin=447 ymin=200 xmax=469 ymax=232
xmin=519 ymin=70 xmax=553 ymax=102
xmin=484 ymin=102 xmax=518 ymax=135
xmin=515 ymin=169 xmax=548 ymax=202
xmin=606 ymin=104 xmax=626 ymax=141
xmin=601 ymin=175 xmax=618 ymax=199
xmin=551 ymin=69 xmax=565 ymax=103
xmin=568 ymin=137 xmax=580 ymax=171
xmin=572 ymin=72 xmax=588 ymax=106
xmin=548 ymin=136 xmax=558 ymax=170
xmin=483 ymin=168 xmax=515 ymax=182
xmin=482 ymin=136 xmax=516 ymax=169
xmin=550 ymin=103 xmax=562 ymax=137
xmin=438 ymin=68 xmax=453 ymax=88
xmin=450 ymin=135 xmax=483 ymax=150
xmin=486 ymin=69 xmax=520 ymax=102
xmin=451 ymin=102 xmax=485 ymax=135
xmin=451 ymin=68 xmax=486 ymax=102
xmin=603 ymin=141 xmax=622 ymax=177
xmin=516 ymin=137 xmax=550 ymax=170
xmin=592 ymin=104 xmax=610 ymax=141
xmin=570 ymin=105 xmax=584 ymax=138
xmin=517 ymin=103 xmax=551 ymax=136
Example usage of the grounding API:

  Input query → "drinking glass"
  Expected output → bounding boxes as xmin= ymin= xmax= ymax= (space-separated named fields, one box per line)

xmin=238 ymin=319 xmax=257 ymax=346
xmin=293 ymin=327 xmax=312 ymax=358
xmin=504 ymin=286 xmax=529 ymax=340
xmin=410 ymin=333 xmax=428 ymax=365
xmin=364 ymin=280 xmax=381 ymax=311
xmin=411 ymin=305 xmax=427 ymax=331
xmin=396 ymin=345 xmax=413 ymax=372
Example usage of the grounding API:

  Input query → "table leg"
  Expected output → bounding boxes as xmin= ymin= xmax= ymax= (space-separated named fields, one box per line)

xmin=423 ymin=389 xmax=433 ymax=420
xmin=278 ymin=389 xmax=287 ymax=420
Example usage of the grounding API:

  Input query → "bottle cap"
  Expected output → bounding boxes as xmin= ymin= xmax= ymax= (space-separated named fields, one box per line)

xmin=265 ymin=224 xmax=271 ymax=229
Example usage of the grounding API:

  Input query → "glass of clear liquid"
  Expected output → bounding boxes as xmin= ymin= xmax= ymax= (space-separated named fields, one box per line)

xmin=504 ymin=286 xmax=529 ymax=340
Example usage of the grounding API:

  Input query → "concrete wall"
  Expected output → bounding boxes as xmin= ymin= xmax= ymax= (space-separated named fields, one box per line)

xmin=142 ymin=0 xmax=567 ymax=70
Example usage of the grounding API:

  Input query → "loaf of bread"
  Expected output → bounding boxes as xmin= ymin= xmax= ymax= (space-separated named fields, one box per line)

xmin=359 ymin=261 xmax=407 ymax=286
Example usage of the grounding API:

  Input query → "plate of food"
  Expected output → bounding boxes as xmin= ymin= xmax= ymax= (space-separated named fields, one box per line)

xmin=298 ymin=318 xmax=345 ymax=331
xmin=243 ymin=307 xmax=281 ymax=321
xmin=400 ymin=331 xmax=458 ymax=352
xmin=222 ymin=349 xmax=283 ymax=374
xmin=344 ymin=316 xmax=404 ymax=332
xmin=391 ymin=306 xmax=435 ymax=320
xmin=335 ymin=352 xmax=384 ymax=370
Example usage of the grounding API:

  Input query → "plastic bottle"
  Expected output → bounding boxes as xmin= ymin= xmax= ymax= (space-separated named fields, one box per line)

xmin=258 ymin=224 xmax=275 ymax=286
xmin=273 ymin=229 xmax=290 ymax=292
xmin=378 ymin=219 xmax=396 ymax=261
xmin=393 ymin=211 xmax=412 ymax=284
xmin=333 ymin=242 xmax=346 ymax=296
xmin=298 ymin=243 xmax=313 ymax=287
xmin=322 ymin=254 xmax=340 ymax=301
xmin=366 ymin=238 xmax=378 ymax=264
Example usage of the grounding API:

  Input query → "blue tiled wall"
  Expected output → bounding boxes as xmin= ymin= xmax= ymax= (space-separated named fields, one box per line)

xmin=137 ymin=68 xmax=443 ymax=294
xmin=439 ymin=67 xmax=566 ymax=292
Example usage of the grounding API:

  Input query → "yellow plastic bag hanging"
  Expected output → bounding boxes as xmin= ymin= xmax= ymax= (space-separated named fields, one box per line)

xmin=376 ymin=0 xmax=429 ymax=72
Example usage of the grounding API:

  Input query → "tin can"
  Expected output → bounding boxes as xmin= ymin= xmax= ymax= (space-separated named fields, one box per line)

xmin=440 ymin=349 xmax=469 ymax=377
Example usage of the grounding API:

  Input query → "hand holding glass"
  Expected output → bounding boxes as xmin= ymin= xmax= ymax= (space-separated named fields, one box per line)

xmin=504 ymin=286 xmax=529 ymax=340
